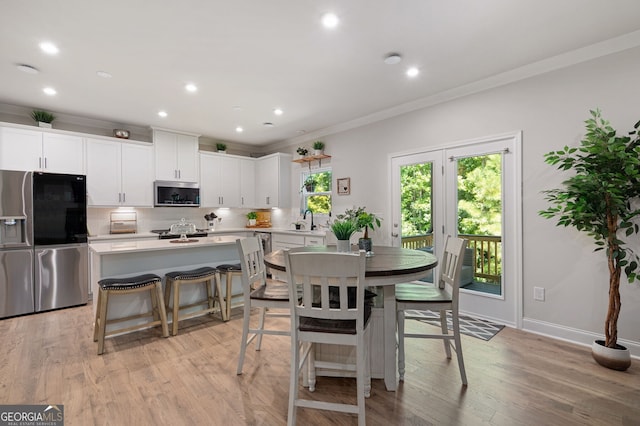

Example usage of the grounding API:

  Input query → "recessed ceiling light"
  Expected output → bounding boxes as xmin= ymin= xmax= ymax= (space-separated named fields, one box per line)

xmin=321 ymin=13 xmax=339 ymax=28
xmin=185 ymin=83 xmax=197 ymax=92
xmin=232 ymin=105 xmax=242 ymax=111
xmin=43 ymin=87 xmax=57 ymax=96
xmin=16 ymin=64 xmax=39 ymax=74
xmin=406 ymin=67 xmax=420 ymax=78
xmin=158 ymin=111 xmax=168 ymax=118
xmin=384 ymin=53 xmax=402 ymax=65
xmin=39 ymin=42 xmax=59 ymax=55
xmin=274 ymin=108 xmax=283 ymax=116
xmin=96 ymin=70 xmax=112 ymax=78
xmin=296 ymin=130 xmax=307 ymax=135
xmin=263 ymin=122 xmax=274 ymax=127
xmin=235 ymin=126 xmax=244 ymax=133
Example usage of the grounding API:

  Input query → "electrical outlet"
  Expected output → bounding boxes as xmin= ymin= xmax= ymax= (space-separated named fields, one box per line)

xmin=534 ymin=286 xmax=545 ymax=301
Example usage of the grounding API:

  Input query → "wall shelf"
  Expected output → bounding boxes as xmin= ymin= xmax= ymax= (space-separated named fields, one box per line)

xmin=292 ymin=154 xmax=331 ymax=169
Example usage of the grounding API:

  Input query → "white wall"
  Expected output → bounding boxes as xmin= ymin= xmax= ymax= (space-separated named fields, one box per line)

xmin=289 ymin=46 xmax=640 ymax=355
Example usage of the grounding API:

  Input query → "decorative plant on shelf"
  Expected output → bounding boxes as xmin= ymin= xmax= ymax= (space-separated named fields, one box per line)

xmin=31 ymin=109 xmax=55 ymax=127
xmin=312 ymin=141 xmax=325 ymax=154
xmin=216 ymin=143 xmax=227 ymax=152
xmin=330 ymin=218 xmax=358 ymax=252
xmin=296 ymin=147 xmax=309 ymax=157
xmin=336 ymin=206 xmax=382 ymax=252
xmin=539 ymin=108 xmax=640 ymax=371
xmin=301 ymin=175 xmax=319 ymax=192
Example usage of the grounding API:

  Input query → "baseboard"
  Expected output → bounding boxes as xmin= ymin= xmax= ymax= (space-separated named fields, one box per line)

xmin=523 ymin=317 xmax=640 ymax=359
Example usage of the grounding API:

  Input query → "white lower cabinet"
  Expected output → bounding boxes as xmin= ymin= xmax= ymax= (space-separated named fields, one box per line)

xmin=86 ymin=138 xmax=153 ymax=207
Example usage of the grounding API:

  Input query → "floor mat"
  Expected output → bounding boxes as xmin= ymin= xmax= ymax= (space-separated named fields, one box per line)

xmin=404 ymin=310 xmax=505 ymax=341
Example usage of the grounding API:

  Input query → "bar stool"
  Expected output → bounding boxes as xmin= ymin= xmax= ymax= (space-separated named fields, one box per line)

xmin=216 ymin=263 xmax=243 ymax=321
xmin=93 ymin=273 xmax=169 ymax=355
xmin=164 ymin=266 xmax=225 ymax=335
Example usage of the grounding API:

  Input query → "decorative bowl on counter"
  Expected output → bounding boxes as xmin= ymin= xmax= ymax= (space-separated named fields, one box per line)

xmin=113 ymin=129 xmax=130 ymax=139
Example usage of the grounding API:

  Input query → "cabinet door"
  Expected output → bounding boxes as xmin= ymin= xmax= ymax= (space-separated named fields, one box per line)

xmin=239 ymin=158 xmax=255 ymax=208
xmin=121 ymin=143 xmax=153 ymax=206
xmin=0 ymin=127 xmax=42 ymax=171
xmin=154 ymin=130 xmax=178 ymax=181
xmin=219 ymin=155 xmax=240 ymax=206
xmin=86 ymin=138 xmax=121 ymax=206
xmin=199 ymin=153 xmax=222 ymax=207
xmin=176 ymin=133 xmax=198 ymax=182
xmin=255 ymin=155 xmax=279 ymax=207
xmin=42 ymin=133 xmax=85 ymax=174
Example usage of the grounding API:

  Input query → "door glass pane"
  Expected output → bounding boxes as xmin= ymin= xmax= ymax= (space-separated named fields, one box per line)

xmin=400 ymin=162 xmax=434 ymax=281
xmin=457 ymin=154 xmax=502 ymax=295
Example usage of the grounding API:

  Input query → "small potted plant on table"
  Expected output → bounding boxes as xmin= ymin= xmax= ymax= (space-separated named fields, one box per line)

xmin=337 ymin=206 xmax=382 ymax=254
xmin=330 ymin=218 xmax=358 ymax=252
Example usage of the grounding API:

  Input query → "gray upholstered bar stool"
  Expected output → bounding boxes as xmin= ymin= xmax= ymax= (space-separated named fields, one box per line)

xmin=164 ymin=266 xmax=225 ymax=335
xmin=93 ymin=273 xmax=169 ymax=355
xmin=216 ymin=263 xmax=243 ymax=321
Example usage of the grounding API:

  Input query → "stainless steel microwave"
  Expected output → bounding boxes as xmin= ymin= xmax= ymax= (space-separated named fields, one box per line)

xmin=154 ymin=181 xmax=200 ymax=207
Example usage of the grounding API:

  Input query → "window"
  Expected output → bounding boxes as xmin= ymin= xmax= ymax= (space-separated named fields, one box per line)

xmin=301 ymin=168 xmax=331 ymax=214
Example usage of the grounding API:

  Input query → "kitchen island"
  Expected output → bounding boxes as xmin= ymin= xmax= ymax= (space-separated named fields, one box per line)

xmin=89 ymin=235 xmax=246 ymax=330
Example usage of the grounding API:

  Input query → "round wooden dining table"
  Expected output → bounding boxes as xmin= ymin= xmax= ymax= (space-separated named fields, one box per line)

xmin=264 ymin=245 xmax=437 ymax=391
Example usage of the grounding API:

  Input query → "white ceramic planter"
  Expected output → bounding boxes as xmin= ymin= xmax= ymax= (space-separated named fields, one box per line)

xmin=336 ymin=240 xmax=351 ymax=252
xmin=591 ymin=339 xmax=631 ymax=371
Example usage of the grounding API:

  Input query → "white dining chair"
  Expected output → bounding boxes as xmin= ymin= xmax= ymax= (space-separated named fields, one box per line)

xmin=236 ymin=237 xmax=290 ymax=375
xmin=396 ymin=235 xmax=468 ymax=385
xmin=284 ymin=249 xmax=370 ymax=426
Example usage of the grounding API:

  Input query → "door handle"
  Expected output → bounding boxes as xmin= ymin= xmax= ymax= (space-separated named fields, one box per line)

xmin=391 ymin=233 xmax=399 ymax=237
xmin=122 ymin=193 xmax=126 ymax=203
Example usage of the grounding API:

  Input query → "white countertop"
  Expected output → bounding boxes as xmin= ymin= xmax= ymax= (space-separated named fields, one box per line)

xmin=89 ymin=235 xmax=244 ymax=254
xmin=87 ymin=227 xmax=327 ymax=242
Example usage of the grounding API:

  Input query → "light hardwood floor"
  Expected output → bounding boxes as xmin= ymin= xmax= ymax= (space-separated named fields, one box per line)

xmin=0 ymin=303 xmax=638 ymax=425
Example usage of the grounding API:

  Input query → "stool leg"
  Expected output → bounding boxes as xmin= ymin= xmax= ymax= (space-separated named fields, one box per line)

xmin=225 ymin=272 xmax=233 ymax=321
xmin=213 ymin=272 xmax=227 ymax=321
xmin=164 ymin=276 xmax=172 ymax=312
xmin=93 ymin=288 xmax=103 ymax=342
xmin=205 ymin=277 xmax=214 ymax=311
xmin=97 ymin=288 xmax=109 ymax=355
xmin=154 ymin=282 xmax=169 ymax=337
xmin=172 ymin=280 xmax=181 ymax=336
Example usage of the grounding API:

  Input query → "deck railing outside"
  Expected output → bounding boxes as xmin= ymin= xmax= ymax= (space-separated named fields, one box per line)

xmin=401 ymin=233 xmax=501 ymax=283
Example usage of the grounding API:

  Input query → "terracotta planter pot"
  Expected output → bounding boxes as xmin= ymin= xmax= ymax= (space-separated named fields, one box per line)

xmin=591 ymin=339 xmax=631 ymax=371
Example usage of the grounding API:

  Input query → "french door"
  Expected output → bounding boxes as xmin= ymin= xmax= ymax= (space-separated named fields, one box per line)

xmin=390 ymin=132 xmax=522 ymax=327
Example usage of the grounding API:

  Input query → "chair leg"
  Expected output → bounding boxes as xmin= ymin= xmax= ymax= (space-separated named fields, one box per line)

xmin=205 ymin=277 xmax=214 ymax=311
xmin=93 ymin=289 xmax=102 ymax=342
xmin=236 ymin=298 xmax=251 ymax=375
xmin=225 ymin=272 xmax=233 ymax=321
xmin=214 ymin=272 xmax=227 ymax=321
xmin=440 ymin=309 xmax=452 ymax=359
xmin=397 ymin=309 xmax=406 ymax=381
xmin=171 ymin=281 xmax=181 ymax=336
xmin=97 ymin=289 xmax=109 ymax=355
xmin=451 ymin=312 xmax=468 ymax=385
xmin=287 ymin=336 xmax=300 ymax=426
xmin=356 ymin=337 xmax=366 ymax=426
xmin=154 ymin=282 xmax=169 ymax=338
xmin=364 ymin=326 xmax=371 ymax=398
xmin=255 ymin=307 xmax=266 ymax=350
xmin=307 ymin=342 xmax=316 ymax=392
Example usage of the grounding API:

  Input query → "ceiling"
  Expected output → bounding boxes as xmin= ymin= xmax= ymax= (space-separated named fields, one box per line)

xmin=2 ymin=1 xmax=640 ymax=146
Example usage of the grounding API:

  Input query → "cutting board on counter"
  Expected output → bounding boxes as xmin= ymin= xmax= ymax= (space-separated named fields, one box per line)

xmin=246 ymin=211 xmax=271 ymax=228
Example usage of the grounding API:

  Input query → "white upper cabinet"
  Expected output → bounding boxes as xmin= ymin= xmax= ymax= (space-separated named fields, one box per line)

xmin=0 ymin=126 xmax=85 ymax=174
xmin=86 ymin=138 xmax=153 ymax=207
xmin=199 ymin=152 xmax=241 ymax=207
xmin=255 ymin=152 xmax=292 ymax=208
xmin=153 ymin=129 xmax=199 ymax=182
xmin=239 ymin=157 xmax=256 ymax=208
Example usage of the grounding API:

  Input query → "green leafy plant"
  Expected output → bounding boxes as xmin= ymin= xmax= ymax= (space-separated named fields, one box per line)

xmin=539 ymin=109 xmax=640 ymax=349
xmin=301 ymin=175 xmax=319 ymax=192
xmin=337 ymin=206 xmax=382 ymax=239
xmin=246 ymin=211 xmax=258 ymax=220
xmin=312 ymin=141 xmax=325 ymax=150
xmin=296 ymin=147 xmax=309 ymax=156
xmin=216 ymin=143 xmax=227 ymax=151
xmin=330 ymin=218 xmax=359 ymax=241
xmin=31 ymin=109 xmax=55 ymax=123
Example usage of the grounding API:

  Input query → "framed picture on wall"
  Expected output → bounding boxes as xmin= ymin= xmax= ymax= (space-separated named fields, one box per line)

xmin=337 ymin=177 xmax=350 ymax=195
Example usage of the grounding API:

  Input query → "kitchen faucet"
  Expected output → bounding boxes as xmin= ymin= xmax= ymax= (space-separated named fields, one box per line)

xmin=303 ymin=209 xmax=316 ymax=230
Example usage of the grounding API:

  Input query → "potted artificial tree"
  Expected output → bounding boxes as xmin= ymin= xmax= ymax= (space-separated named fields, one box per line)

xmin=337 ymin=206 xmax=382 ymax=254
xmin=330 ymin=218 xmax=358 ymax=252
xmin=539 ymin=109 xmax=640 ymax=371
xmin=32 ymin=109 xmax=55 ymax=128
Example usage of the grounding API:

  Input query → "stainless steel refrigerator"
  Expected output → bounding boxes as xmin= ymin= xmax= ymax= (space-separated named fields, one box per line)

xmin=0 ymin=170 xmax=88 ymax=319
